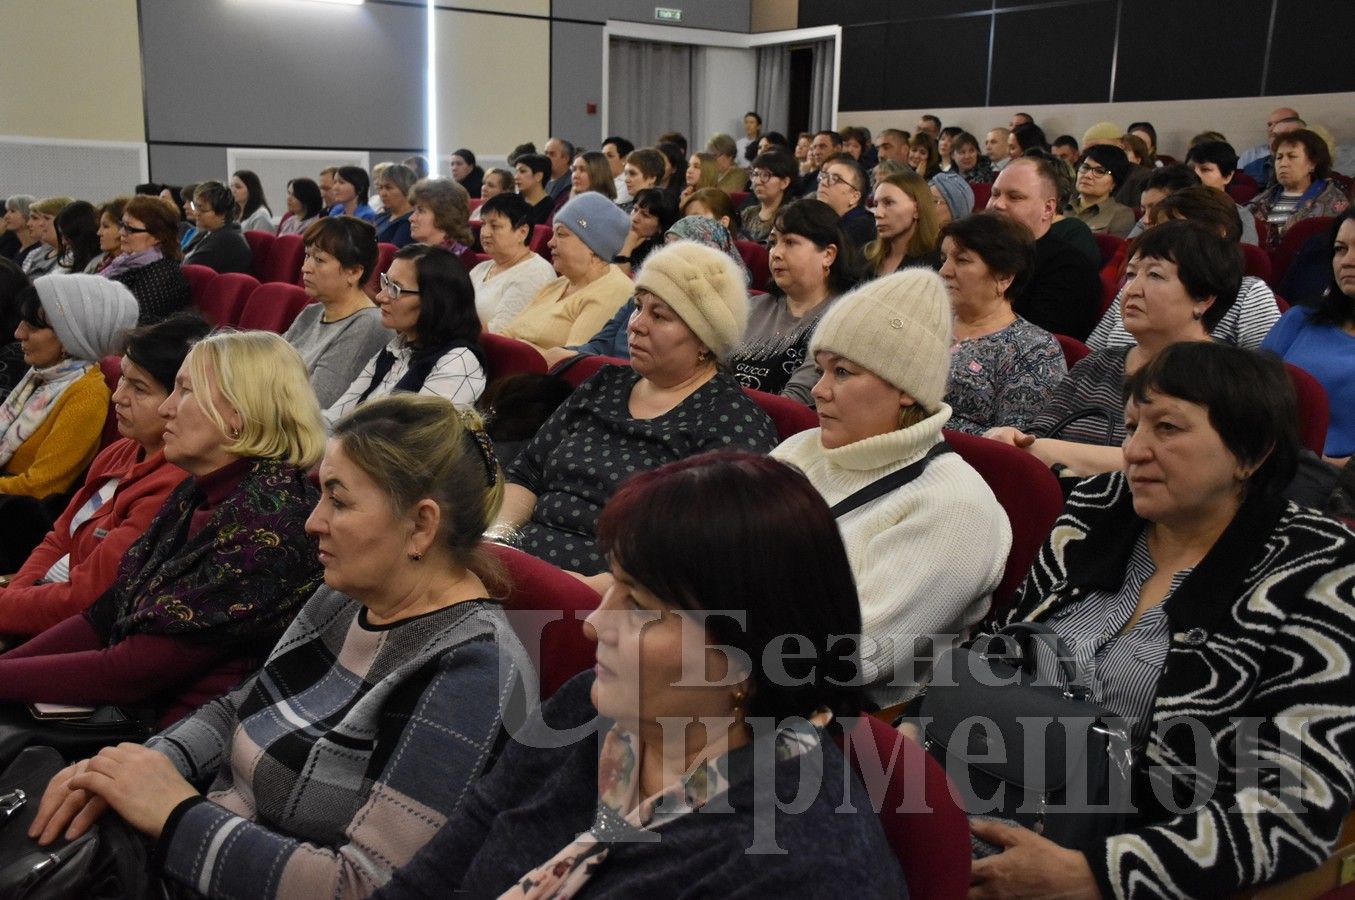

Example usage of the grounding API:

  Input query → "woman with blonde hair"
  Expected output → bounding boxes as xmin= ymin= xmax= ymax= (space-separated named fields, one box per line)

xmin=22 ymin=196 xmax=73 ymax=277
xmin=0 ymin=330 xmax=325 ymax=724
xmin=32 ymin=394 xmax=538 ymax=899
xmin=865 ymin=169 xmax=942 ymax=275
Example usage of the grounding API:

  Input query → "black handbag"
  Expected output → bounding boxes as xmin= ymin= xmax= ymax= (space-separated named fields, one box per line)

xmin=918 ymin=622 xmax=1134 ymax=854
xmin=0 ymin=747 xmax=159 ymax=900
xmin=0 ymin=706 xmax=153 ymax=773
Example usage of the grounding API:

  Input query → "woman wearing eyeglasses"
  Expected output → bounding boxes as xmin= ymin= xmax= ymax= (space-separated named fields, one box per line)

xmin=739 ymin=150 xmax=798 ymax=245
xmin=1072 ymin=144 xmax=1137 ymax=238
xmin=100 ymin=194 xmax=192 ymax=325
xmin=324 ymin=243 xmax=486 ymax=426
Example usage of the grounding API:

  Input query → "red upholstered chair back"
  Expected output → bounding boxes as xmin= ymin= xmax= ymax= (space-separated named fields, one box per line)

xmin=99 ymin=356 xmax=123 ymax=449
xmin=1225 ymin=171 xmax=1261 ymax=205
xmin=969 ymin=182 xmax=992 ymax=210
xmin=196 ymin=272 xmax=258 ymax=326
xmin=1054 ymin=333 xmax=1090 ymax=368
xmin=481 ymin=332 xmax=549 ymax=383
xmin=1240 ymin=242 xmax=1273 ymax=286
xmin=488 ymin=544 xmax=599 ymax=698
xmin=529 ymin=225 xmax=553 ymax=262
xmin=1092 ymin=232 xmax=1125 ymax=269
xmin=833 ymin=716 xmax=971 ymax=899
xmin=942 ymin=429 xmax=1063 ymax=612
xmin=1285 ymin=363 xmax=1330 ymax=455
xmin=742 ymin=388 xmax=817 ymax=441
xmin=469 ymin=198 xmax=484 ymax=212
xmin=1271 ymin=216 xmax=1334 ymax=284
xmin=552 ymin=354 xmax=626 ymax=389
xmin=472 ymin=252 xmax=491 ymax=267
xmin=180 ymin=264 xmax=217 ymax=305
xmin=258 ymin=232 xmax=306 ymax=285
xmin=735 ymin=240 xmax=771 ymax=293
xmin=242 ymin=230 xmax=276 ymax=280
xmin=235 ymin=282 xmax=312 ymax=333
xmin=363 ymin=242 xmax=399 ymax=298
xmin=727 ymin=191 xmax=750 ymax=208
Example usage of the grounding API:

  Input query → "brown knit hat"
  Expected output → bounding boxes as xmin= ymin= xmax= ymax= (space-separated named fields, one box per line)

xmin=634 ymin=240 xmax=748 ymax=361
xmin=809 ymin=268 xmax=952 ymax=410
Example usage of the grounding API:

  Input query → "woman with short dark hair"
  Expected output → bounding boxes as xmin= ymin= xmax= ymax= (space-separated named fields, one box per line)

xmin=53 ymin=201 xmax=101 ymax=275
xmin=105 ymin=194 xmax=193 ymax=323
xmin=615 ymin=186 xmax=678 ymax=274
xmin=470 ymin=192 xmax=556 ymax=332
xmin=230 ymin=169 xmax=272 ymax=233
xmin=327 ymin=165 xmax=377 ymax=223
xmin=276 ymin=177 xmax=324 ymax=236
xmin=182 ymin=181 xmax=252 ymax=274
xmin=971 ymin=341 xmax=1355 ymax=900
xmin=449 ymin=148 xmax=484 ymax=200
xmin=1072 ymin=144 xmax=1137 ymax=237
xmin=87 ymin=197 xmax=130 ymax=273
xmin=325 ymin=243 xmax=486 ymax=423
xmin=740 ymin=150 xmax=798 ymax=244
xmin=1249 ymin=129 xmax=1350 ymax=249
xmin=377 ymin=451 xmax=901 ymax=899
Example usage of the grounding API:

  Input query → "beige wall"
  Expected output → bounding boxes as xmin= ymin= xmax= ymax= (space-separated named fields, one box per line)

xmin=438 ymin=0 xmax=549 ymax=15
xmin=0 ymin=0 xmax=144 ymax=142
xmin=436 ymin=9 xmax=550 ymax=156
xmin=752 ymin=0 xmax=798 ymax=33
xmin=838 ymin=92 xmax=1355 ymax=161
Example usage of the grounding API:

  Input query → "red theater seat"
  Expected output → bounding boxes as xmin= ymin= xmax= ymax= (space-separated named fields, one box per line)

xmin=257 ymin=232 xmax=305 ymax=285
xmin=242 ymin=230 xmax=276 ymax=281
xmin=235 ymin=282 xmax=311 ymax=333
xmin=481 ymin=332 xmax=548 ymax=382
xmin=195 ymin=272 xmax=258 ymax=326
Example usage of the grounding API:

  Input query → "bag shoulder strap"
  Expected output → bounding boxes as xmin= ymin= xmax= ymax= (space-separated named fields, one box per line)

xmin=830 ymin=441 xmax=954 ymax=518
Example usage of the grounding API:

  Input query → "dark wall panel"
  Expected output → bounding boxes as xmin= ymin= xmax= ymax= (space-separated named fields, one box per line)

xmin=990 ymin=4 xmax=1114 ymax=105
xmin=837 ymin=25 xmax=887 ymax=112
xmin=1267 ymin=0 xmax=1355 ymax=95
xmin=798 ymin=0 xmax=894 ymax=28
xmin=881 ymin=16 xmax=991 ymax=109
xmin=1113 ymin=0 xmax=1269 ymax=101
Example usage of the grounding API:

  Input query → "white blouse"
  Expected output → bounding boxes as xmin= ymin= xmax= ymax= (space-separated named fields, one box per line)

xmin=472 ymin=253 xmax=558 ymax=333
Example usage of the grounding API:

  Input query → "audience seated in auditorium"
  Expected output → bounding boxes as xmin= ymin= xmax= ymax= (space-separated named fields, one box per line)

xmin=908 ymin=132 xmax=941 ymax=179
xmin=737 ymin=111 xmax=762 ymax=164
xmin=865 ymin=169 xmax=941 ymax=276
xmin=493 ymin=241 xmax=776 ymax=577
xmin=930 ymin=171 xmax=974 ymax=228
xmin=952 ymin=131 xmax=994 ymax=185
xmin=984 ymin=127 xmax=1011 ymax=173
xmin=655 ymin=141 xmax=687 ymax=194
xmin=0 ymin=330 xmax=323 ymax=723
xmin=567 ymin=151 xmax=617 ymax=206
xmin=680 ymin=151 xmax=719 ymax=206
xmin=408 ymin=176 xmax=477 ymax=271
xmin=615 ymin=187 xmax=678 ymax=275
xmin=937 ymin=126 xmax=963 ymax=173
xmin=317 ymin=166 xmax=338 ymax=210
xmin=1249 ymin=128 xmax=1350 ymax=249
xmin=1009 ymin=123 xmax=1049 ymax=160
xmin=1051 ymin=134 xmax=1080 ymax=165
xmin=874 ymin=128 xmax=909 ymax=168
xmin=773 ymin=268 xmax=1009 ymax=712
xmin=1238 ymin=106 xmax=1299 ymax=169
xmin=86 ymin=197 xmax=128 ymax=273
xmin=0 ymin=260 xmax=31 ymax=402
xmin=816 ymin=154 xmax=876 ymax=249
xmin=1072 ymin=144 xmax=1137 ymax=238
xmin=617 ymin=148 xmax=665 ymax=214
xmin=544 ymin=136 xmax=575 ymax=200
xmin=378 ymin=452 xmax=901 ymax=899
xmin=707 ymin=133 xmax=750 ymax=193
xmin=282 ymin=217 xmax=388 ymax=409
xmin=0 ymin=275 xmax=136 ymax=503
xmin=1184 ymin=140 xmax=1262 ymax=244
xmin=21 ymin=196 xmax=71 ymax=278
xmin=729 ymin=199 xmax=863 ymax=404
xmin=798 ymin=130 xmax=842 ymax=197
xmin=0 ymin=314 xmax=205 ymax=631
xmin=450 ymin=148 xmax=484 ymax=200
xmin=1263 ymin=210 xmax=1355 ymax=464
xmin=53 ymin=201 xmax=101 ymax=276
xmin=276 ymin=177 xmax=323 ymax=236
xmin=326 ymin=243 xmax=486 ymax=425
xmin=175 ymin=181 xmax=198 ymax=250
xmin=373 ymin=163 xmax=418 ymax=247
xmin=987 ymin=155 xmax=1102 ymax=339
xmin=182 ymin=181 xmax=253 ymax=274
xmin=739 ymin=150 xmax=797 ymax=244
xmin=941 ymin=213 xmax=1065 ymax=434
xmin=471 ymin=167 xmax=513 ymax=223
xmin=104 ymin=194 xmax=192 ymax=324
xmin=551 ymin=214 xmax=749 ymax=366
xmin=470 ymin=193 xmax=557 ymax=333
xmin=499 ymin=193 xmax=632 ymax=357
xmin=230 ymin=170 xmax=272 ymax=234
xmin=3 ymin=196 xmax=38 ymax=266
xmin=32 ymin=394 xmax=537 ymax=899
xmin=513 ymin=152 xmax=556 ymax=227
xmin=839 ymin=125 xmax=870 ymax=162
xmin=1124 ymin=164 xmax=1203 ymax=239
xmin=325 ymin=165 xmax=377 ymax=223
xmin=680 ymin=187 xmax=737 ymax=233
xmin=1090 ymin=187 xmax=1279 ymax=351
xmin=988 ymin=221 xmax=1239 ymax=476
xmin=602 ymin=136 xmax=635 ymax=203
xmin=1036 ymin=150 xmax=1100 ymax=264
xmin=974 ymin=342 xmax=1355 ymax=900
xmin=1241 ymin=114 xmax=1305 ymax=187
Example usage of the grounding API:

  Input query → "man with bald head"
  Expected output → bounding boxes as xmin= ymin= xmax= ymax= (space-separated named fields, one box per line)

xmin=985 ymin=127 xmax=1012 ymax=172
xmin=1237 ymin=106 xmax=1300 ymax=169
xmin=986 ymin=156 xmax=1101 ymax=339
xmin=1241 ymin=112 xmax=1305 ymax=187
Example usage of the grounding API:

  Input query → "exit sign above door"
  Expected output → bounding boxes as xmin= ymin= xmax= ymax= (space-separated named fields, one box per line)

xmin=654 ymin=7 xmax=682 ymax=22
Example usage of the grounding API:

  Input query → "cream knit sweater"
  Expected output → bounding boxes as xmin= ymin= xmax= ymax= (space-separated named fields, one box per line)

xmin=772 ymin=405 xmax=1011 ymax=708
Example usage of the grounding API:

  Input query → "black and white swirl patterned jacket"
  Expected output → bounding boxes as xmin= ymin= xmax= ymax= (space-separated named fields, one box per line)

xmin=1000 ymin=471 xmax=1355 ymax=899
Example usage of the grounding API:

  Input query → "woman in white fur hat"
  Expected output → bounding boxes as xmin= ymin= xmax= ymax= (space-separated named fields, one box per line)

xmin=0 ymin=273 xmax=138 ymax=500
xmin=771 ymin=267 xmax=1010 ymax=717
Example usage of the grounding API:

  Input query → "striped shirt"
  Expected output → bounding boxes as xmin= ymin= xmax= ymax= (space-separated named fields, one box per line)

xmin=1027 ymin=347 xmax=1129 ymax=445
xmin=1085 ymin=276 xmax=1280 ymax=352
xmin=1264 ymin=192 xmax=1303 ymax=231
xmin=1048 ymin=530 xmax=1180 ymax=746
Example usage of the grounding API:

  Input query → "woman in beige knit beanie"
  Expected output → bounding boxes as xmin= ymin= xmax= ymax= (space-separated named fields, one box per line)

xmin=771 ymin=267 xmax=1010 ymax=715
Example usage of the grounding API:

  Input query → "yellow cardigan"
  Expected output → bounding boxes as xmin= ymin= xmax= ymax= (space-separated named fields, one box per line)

xmin=0 ymin=367 xmax=110 ymax=499
xmin=499 ymin=266 xmax=635 ymax=352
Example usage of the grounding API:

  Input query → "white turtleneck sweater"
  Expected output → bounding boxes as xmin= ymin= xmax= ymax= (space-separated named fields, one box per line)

xmin=772 ymin=406 xmax=1011 ymax=709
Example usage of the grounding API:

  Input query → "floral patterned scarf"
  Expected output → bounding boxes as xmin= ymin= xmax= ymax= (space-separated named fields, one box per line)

xmin=502 ymin=710 xmax=832 ymax=900
xmin=665 ymin=216 xmax=751 ymax=286
xmin=0 ymin=357 xmax=93 ymax=469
